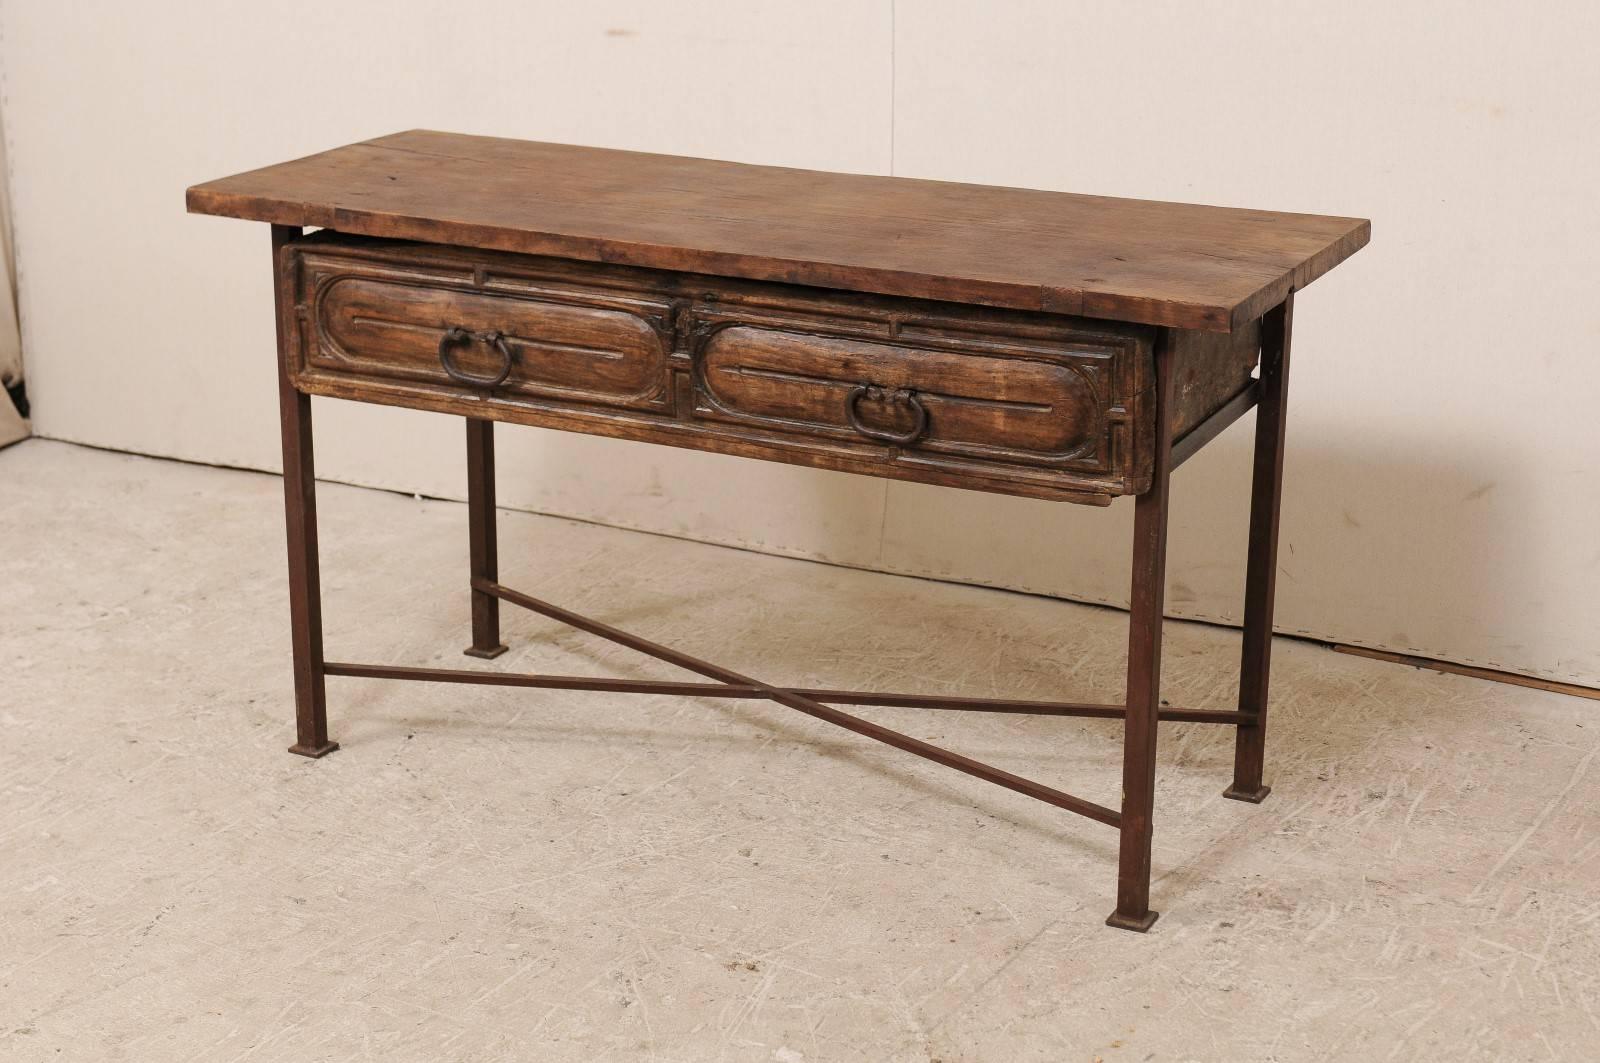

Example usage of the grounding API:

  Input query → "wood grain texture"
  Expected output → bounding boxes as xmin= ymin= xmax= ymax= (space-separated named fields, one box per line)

xmin=697 ymin=327 xmax=1099 ymax=461
xmin=312 ymin=272 xmax=671 ymax=410
xmin=283 ymin=233 xmax=1155 ymax=505
xmin=190 ymin=130 xmax=1370 ymax=332
xmin=1167 ymin=321 xmax=1261 ymax=438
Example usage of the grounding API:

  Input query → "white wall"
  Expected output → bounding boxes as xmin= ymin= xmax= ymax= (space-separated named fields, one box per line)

xmin=5 ymin=1 xmax=1598 ymax=686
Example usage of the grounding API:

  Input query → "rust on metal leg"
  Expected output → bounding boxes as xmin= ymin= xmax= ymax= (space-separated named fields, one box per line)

xmin=464 ymin=418 xmax=509 ymax=659
xmin=1224 ymin=293 xmax=1294 ymax=803
xmin=1107 ymin=332 xmax=1176 ymax=932
xmin=274 ymin=224 xmax=338 ymax=759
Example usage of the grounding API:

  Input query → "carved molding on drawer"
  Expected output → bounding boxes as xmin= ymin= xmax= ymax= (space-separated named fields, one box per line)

xmin=278 ymin=233 xmax=1157 ymax=502
xmin=303 ymin=268 xmax=672 ymax=411
xmin=688 ymin=318 xmax=1130 ymax=475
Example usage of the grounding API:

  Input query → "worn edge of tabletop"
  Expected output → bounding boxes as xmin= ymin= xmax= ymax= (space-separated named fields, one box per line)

xmin=186 ymin=131 xmax=1371 ymax=333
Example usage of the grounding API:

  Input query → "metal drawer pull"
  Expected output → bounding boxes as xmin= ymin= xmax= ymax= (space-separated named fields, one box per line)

xmin=845 ymin=384 xmax=929 ymax=446
xmin=438 ymin=327 xmax=515 ymax=388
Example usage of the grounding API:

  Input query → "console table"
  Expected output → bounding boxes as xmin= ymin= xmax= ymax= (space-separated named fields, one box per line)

xmin=187 ymin=131 xmax=1368 ymax=931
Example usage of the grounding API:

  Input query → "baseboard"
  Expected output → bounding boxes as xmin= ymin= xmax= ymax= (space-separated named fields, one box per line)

xmin=20 ymin=437 xmax=1600 ymax=699
xmin=1332 ymin=645 xmax=1600 ymax=702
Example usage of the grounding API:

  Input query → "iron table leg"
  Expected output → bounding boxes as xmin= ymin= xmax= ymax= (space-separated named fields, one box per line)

xmin=1224 ymin=293 xmax=1294 ymax=803
xmin=1107 ymin=331 xmax=1175 ymax=932
xmin=464 ymin=418 xmax=509 ymax=659
xmin=275 ymin=224 xmax=337 ymax=759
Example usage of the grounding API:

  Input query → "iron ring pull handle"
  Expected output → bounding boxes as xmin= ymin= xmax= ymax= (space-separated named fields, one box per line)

xmin=437 ymin=327 xmax=515 ymax=389
xmin=845 ymin=383 xmax=929 ymax=446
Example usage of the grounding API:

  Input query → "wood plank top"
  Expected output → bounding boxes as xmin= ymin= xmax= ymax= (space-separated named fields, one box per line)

xmin=188 ymin=130 xmax=1369 ymax=332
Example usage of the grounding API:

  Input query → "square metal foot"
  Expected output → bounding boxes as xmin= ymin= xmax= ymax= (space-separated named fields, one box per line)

xmin=1222 ymin=783 xmax=1272 ymax=803
xmin=463 ymin=644 xmax=509 ymax=660
xmin=288 ymin=740 xmax=340 ymax=759
xmin=1105 ymin=909 xmax=1159 ymax=933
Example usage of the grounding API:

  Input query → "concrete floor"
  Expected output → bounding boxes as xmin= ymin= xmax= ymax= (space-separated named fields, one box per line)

xmin=2 ymin=438 xmax=1597 ymax=1062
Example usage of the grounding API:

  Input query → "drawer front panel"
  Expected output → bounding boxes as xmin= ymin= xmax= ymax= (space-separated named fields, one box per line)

xmin=698 ymin=324 xmax=1103 ymax=466
xmin=304 ymin=261 xmax=671 ymax=410
xmin=283 ymin=235 xmax=1155 ymax=503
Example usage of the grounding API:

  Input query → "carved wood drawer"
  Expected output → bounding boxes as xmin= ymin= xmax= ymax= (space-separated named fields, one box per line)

xmin=690 ymin=304 xmax=1147 ymax=489
xmin=290 ymin=238 xmax=673 ymax=412
xmin=315 ymin=278 xmax=669 ymax=408
xmin=281 ymin=234 xmax=1187 ymax=504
